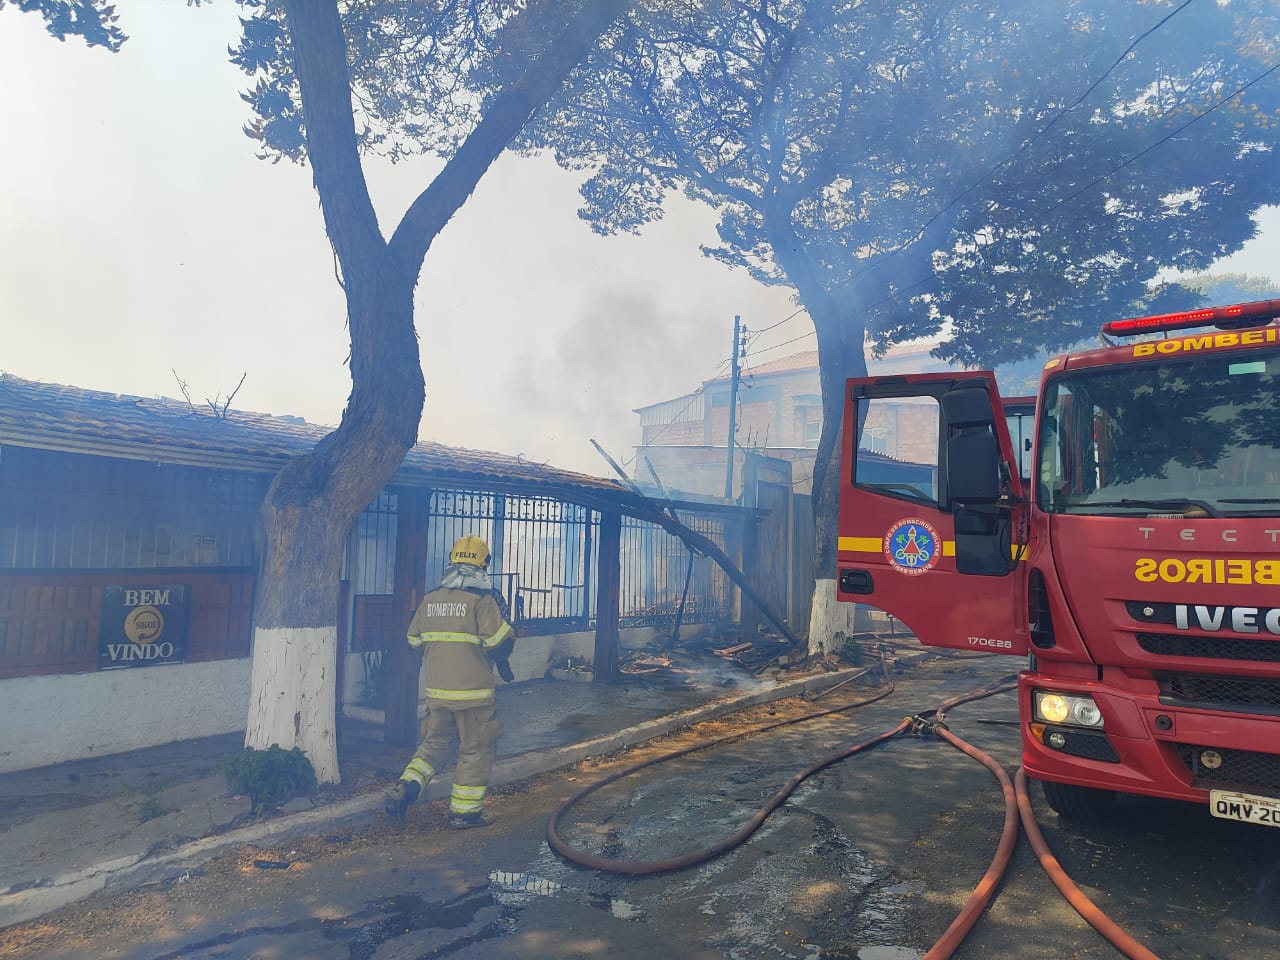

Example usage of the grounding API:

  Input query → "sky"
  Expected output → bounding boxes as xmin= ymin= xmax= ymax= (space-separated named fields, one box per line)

xmin=2 ymin=4 xmax=1277 ymax=479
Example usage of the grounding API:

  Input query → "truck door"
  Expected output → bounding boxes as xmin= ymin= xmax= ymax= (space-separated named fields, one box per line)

xmin=837 ymin=373 xmax=1029 ymax=655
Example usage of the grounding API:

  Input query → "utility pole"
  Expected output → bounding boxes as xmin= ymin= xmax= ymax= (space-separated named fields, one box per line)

xmin=723 ymin=315 xmax=743 ymax=500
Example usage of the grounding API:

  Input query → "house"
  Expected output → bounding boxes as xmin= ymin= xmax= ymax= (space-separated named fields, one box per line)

xmin=0 ymin=374 xmax=753 ymax=773
xmin=633 ymin=341 xmax=958 ymax=500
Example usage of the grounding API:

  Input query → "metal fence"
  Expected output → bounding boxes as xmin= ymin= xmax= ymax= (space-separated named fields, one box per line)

xmin=618 ymin=513 xmax=730 ymax=629
xmin=416 ymin=488 xmax=732 ymax=634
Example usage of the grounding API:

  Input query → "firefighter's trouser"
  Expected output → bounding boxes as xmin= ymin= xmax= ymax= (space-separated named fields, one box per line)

xmin=401 ymin=698 xmax=501 ymax=814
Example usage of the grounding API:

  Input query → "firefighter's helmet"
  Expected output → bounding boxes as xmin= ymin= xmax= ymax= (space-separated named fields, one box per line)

xmin=449 ymin=535 xmax=491 ymax=569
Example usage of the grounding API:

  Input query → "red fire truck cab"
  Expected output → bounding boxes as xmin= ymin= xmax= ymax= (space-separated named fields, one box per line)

xmin=838 ymin=300 xmax=1280 ymax=824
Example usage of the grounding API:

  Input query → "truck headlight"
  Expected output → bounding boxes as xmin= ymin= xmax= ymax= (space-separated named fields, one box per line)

xmin=1034 ymin=691 xmax=1104 ymax=729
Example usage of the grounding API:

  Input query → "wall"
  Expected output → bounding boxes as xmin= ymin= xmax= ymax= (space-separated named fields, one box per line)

xmin=0 ymin=658 xmax=251 ymax=773
xmin=0 ymin=625 xmax=707 ymax=773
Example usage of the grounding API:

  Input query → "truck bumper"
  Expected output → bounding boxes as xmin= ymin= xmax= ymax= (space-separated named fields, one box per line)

xmin=1018 ymin=670 xmax=1280 ymax=805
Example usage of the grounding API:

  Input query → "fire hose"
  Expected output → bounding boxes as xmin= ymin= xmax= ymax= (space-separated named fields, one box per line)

xmin=547 ymin=670 xmax=1165 ymax=960
xmin=546 ymin=668 xmax=900 ymax=875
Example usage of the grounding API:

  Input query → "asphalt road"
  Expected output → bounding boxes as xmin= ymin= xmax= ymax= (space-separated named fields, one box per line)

xmin=3 ymin=656 xmax=1279 ymax=959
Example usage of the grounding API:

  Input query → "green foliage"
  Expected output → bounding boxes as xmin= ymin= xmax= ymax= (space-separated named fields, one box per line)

xmin=4 ymin=0 xmax=128 ymax=51
xmin=219 ymin=745 xmax=317 ymax=816
xmin=136 ymin=796 xmax=168 ymax=824
xmin=129 ymin=774 xmax=173 ymax=823
xmin=830 ymin=631 xmax=865 ymax=667
xmin=524 ymin=0 xmax=1280 ymax=375
xmin=1180 ymin=272 xmax=1280 ymax=306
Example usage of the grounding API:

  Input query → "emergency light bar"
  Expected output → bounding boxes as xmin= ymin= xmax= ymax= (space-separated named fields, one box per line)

xmin=1103 ymin=299 xmax=1280 ymax=338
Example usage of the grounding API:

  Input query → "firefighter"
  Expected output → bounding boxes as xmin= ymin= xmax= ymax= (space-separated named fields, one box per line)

xmin=384 ymin=534 xmax=515 ymax=828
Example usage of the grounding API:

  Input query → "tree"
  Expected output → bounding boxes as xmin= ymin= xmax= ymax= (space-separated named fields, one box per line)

xmin=522 ymin=0 xmax=1280 ymax=646
xmin=19 ymin=0 xmax=628 ymax=783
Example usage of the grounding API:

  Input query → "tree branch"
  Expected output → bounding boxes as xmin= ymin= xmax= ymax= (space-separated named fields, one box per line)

xmin=388 ymin=0 xmax=629 ymax=275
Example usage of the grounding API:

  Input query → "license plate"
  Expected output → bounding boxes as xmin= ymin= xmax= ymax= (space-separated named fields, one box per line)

xmin=1209 ymin=789 xmax=1280 ymax=827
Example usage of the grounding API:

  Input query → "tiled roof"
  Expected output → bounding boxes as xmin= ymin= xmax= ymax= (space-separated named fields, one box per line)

xmin=0 ymin=374 xmax=632 ymax=502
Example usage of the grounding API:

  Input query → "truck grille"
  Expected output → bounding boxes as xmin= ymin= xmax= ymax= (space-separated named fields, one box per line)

xmin=1158 ymin=673 xmax=1280 ymax=716
xmin=1136 ymin=631 xmax=1280 ymax=664
xmin=1175 ymin=743 xmax=1280 ymax=794
xmin=1043 ymin=727 xmax=1120 ymax=763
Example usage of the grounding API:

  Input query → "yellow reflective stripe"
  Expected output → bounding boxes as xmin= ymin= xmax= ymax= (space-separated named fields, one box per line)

xmin=401 ymin=757 xmax=435 ymax=787
xmin=450 ymin=784 xmax=486 ymax=813
xmin=839 ymin=535 xmax=1023 ymax=561
xmin=481 ymin=621 xmax=512 ymax=649
xmin=839 ymin=535 xmax=956 ymax=556
xmin=414 ymin=631 xmax=482 ymax=645
xmin=424 ymin=686 xmax=494 ymax=701
xmin=839 ymin=536 xmax=882 ymax=553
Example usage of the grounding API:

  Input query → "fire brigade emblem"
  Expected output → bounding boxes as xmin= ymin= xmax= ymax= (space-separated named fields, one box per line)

xmin=883 ymin=519 xmax=941 ymax=576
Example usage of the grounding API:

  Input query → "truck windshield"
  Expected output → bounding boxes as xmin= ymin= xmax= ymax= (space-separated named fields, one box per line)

xmin=1037 ymin=345 xmax=1280 ymax=517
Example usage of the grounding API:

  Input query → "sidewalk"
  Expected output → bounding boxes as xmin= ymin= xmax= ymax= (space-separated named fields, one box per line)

xmin=0 ymin=656 xmax=879 ymax=929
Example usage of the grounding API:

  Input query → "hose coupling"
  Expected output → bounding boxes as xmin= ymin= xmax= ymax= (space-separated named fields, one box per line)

xmin=908 ymin=714 xmax=949 ymax=737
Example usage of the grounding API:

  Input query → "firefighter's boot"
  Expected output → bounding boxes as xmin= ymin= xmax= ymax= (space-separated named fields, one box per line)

xmin=447 ymin=809 xmax=493 ymax=830
xmin=384 ymin=779 xmax=421 ymax=819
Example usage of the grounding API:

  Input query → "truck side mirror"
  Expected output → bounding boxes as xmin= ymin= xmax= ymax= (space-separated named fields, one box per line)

xmin=949 ymin=432 xmax=1001 ymax=503
xmin=942 ymin=386 xmax=1002 ymax=505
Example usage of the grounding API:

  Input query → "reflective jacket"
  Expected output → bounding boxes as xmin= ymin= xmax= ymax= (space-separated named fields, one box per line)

xmin=407 ymin=585 xmax=513 ymax=705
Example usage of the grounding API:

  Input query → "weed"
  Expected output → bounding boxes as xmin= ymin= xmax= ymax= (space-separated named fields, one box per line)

xmin=219 ymin=745 xmax=317 ymax=816
xmin=832 ymin=631 xmax=865 ymax=666
xmin=136 ymin=796 xmax=168 ymax=823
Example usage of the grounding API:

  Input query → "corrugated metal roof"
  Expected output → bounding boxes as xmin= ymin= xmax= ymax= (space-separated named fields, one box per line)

xmin=0 ymin=374 xmax=633 ymax=502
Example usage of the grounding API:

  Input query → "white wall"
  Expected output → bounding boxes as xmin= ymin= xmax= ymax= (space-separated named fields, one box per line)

xmin=0 ymin=659 xmax=252 ymax=773
xmin=0 ymin=625 xmax=707 ymax=772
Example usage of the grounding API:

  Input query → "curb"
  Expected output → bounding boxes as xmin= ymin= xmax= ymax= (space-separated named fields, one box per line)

xmin=0 ymin=664 xmax=887 ymax=928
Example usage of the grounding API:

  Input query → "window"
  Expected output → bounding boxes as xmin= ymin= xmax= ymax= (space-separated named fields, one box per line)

xmin=853 ymin=396 xmax=940 ymax=505
xmin=1038 ymin=348 xmax=1280 ymax=516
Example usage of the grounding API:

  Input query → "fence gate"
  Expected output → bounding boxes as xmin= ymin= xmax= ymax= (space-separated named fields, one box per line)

xmin=744 ymin=453 xmax=793 ymax=638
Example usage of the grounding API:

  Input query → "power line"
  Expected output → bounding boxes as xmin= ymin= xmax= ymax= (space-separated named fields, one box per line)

xmin=854 ymin=56 xmax=1280 ymax=320
xmin=629 ymin=355 xmax=732 ymax=457
xmin=744 ymin=329 xmax=816 ymax=361
xmin=845 ymin=0 xmax=1198 ymax=290
xmin=736 ymin=1 xmax=1202 ymax=366
xmin=1031 ymin=59 xmax=1280 ymax=222
xmin=747 ymin=306 xmax=807 ymax=337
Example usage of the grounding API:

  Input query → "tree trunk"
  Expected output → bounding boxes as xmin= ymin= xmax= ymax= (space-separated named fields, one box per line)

xmin=767 ymin=230 xmax=870 ymax=653
xmin=241 ymin=0 xmax=628 ymax=783
xmin=804 ymin=295 xmax=869 ymax=655
xmin=245 ymin=285 xmax=422 ymax=783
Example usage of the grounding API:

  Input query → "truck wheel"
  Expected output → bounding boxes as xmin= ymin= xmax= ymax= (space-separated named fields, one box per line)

xmin=1040 ymin=779 xmax=1116 ymax=819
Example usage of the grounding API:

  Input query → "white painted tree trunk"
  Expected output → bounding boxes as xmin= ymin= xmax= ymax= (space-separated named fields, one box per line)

xmin=244 ymin=625 xmax=340 ymax=784
xmin=805 ymin=578 xmax=861 ymax=657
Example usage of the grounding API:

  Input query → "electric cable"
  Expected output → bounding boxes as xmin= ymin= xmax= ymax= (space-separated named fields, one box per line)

xmin=843 ymin=0 xmax=1200 ymax=293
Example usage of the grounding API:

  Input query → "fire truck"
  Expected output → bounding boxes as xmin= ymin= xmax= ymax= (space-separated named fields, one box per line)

xmin=837 ymin=300 xmax=1280 ymax=824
